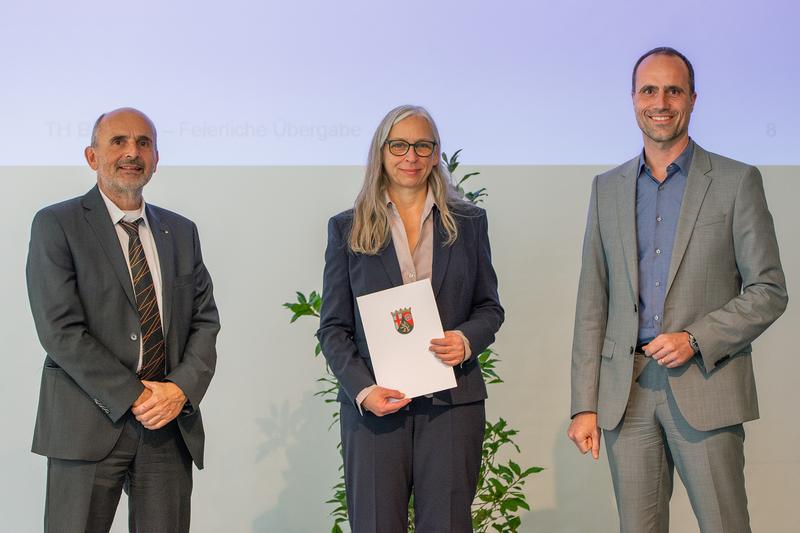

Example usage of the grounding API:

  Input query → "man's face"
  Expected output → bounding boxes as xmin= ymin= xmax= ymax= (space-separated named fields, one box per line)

xmin=633 ymin=54 xmax=696 ymax=146
xmin=85 ymin=109 xmax=159 ymax=197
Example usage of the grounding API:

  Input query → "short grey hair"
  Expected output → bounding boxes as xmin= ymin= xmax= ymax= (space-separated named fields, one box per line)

xmin=632 ymin=46 xmax=695 ymax=94
xmin=90 ymin=113 xmax=106 ymax=147
xmin=89 ymin=108 xmax=158 ymax=148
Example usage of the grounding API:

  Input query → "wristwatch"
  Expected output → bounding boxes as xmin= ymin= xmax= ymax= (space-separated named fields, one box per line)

xmin=684 ymin=330 xmax=700 ymax=354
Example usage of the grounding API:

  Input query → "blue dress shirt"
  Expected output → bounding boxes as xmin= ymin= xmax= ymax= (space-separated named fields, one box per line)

xmin=636 ymin=140 xmax=695 ymax=344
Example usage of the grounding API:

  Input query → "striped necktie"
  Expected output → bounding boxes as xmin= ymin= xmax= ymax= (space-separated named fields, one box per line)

xmin=119 ymin=218 xmax=166 ymax=381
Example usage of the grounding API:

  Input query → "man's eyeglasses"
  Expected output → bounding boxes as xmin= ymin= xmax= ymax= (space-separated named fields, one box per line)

xmin=385 ymin=139 xmax=437 ymax=157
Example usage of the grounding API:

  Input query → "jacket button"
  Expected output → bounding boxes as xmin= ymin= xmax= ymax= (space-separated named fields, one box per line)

xmin=130 ymin=333 xmax=138 ymax=341
xmin=629 ymin=346 xmax=634 ymax=354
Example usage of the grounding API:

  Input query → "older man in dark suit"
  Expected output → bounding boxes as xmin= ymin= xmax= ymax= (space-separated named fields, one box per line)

xmin=26 ymin=107 xmax=220 ymax=533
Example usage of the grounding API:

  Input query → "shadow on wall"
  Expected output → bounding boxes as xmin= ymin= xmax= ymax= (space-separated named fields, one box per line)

xmin=524 ymin=420 xmax=618 ymax=532
xmin=252 ymin=389 xmax=341 ymax=533
xmin=249 ymin=404 xmax=618 ymax=531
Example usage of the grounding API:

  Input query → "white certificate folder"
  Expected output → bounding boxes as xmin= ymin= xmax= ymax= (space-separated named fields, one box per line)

xmin=356 ymin=278 xmax=457 ymax=399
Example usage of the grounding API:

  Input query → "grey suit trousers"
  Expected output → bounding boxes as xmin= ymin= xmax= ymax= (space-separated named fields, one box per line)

xmin=604 ymin=354 xmax=750 ymax=533
xmin=45 ymin=415 xmax=192 ymax=533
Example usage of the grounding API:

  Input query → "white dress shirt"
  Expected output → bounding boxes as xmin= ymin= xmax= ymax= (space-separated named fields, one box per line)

xmin=98 ymin=187 xmax=164 ymax=373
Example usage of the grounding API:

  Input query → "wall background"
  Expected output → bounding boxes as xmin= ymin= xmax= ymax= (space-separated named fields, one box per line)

xmin=2 ymin=0 xmax=798 ymax=166
xmin=1 ymin=164 xmax=796 ymax=532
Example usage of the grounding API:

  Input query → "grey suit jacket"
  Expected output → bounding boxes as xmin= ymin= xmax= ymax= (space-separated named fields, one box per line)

xmin=571 ymin=143 xmax=787 ymax=431
xmin=26 ymin=185 xmax=220 ymax=468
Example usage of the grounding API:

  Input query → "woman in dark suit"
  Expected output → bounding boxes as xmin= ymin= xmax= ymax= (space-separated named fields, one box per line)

xmin=317 ymin=104 xmax=504 ymax=533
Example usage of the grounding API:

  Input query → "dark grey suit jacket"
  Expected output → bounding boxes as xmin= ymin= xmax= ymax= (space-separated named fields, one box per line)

xmin=26 ymin=185 xmax=220 ymax=468
xmin=571 ymin=143 xmax=788 ymax=431
xmin=317 ymin=202 xmax=504 ymax=406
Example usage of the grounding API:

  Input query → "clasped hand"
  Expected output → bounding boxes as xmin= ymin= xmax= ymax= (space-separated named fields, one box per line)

xmin=429 ymin=330 xmax=466 ymax=366
xmin=643 ymin=331 xmax=695 ymax=368
xmin=131 ymin=381 xmax=186 ymax=430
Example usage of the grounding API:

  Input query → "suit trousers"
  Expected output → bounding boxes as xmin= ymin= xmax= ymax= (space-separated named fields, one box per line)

xmin=340 ymin=397 xmax=485 ymax=533
xmin=45 ymin=414 xmax=193 ymax=533
xmin=604 ymin=354 xmax=750 ymax=533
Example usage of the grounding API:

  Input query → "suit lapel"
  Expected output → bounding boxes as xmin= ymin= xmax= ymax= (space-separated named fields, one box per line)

xmin=378 ymin=239 xmax=403 ymax=287
xmin=616 ymin=159 xmax=640 ymax=299
xmin=375 ymin=208 xmax=449 ymax=293
xmin=146 ymin=206 xmax=175 ymax=336
xmin=431 ymin=209 xmax=451 ymax=298
xmin=81 ymin=186 xmax=137 ymax=309
xmin=665 ymin=145 xmax=712 ymax=296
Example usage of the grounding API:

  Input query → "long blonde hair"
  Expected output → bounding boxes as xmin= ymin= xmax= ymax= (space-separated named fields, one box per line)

xmin=349 ymin=105 xmax=461 ymax=255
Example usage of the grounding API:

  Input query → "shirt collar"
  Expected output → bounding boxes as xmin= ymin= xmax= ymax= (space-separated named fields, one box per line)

xmin=638 ymin=138 xmax=695 ymax=178
xmin=385 ymin=186 xmax=438 ymax=220
xmin=98 ymin=186 xmax=150 ymax=229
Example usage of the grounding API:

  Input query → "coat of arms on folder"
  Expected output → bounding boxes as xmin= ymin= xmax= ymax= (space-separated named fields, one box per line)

xmin=391 ymin=307 xmax=414 ymax=335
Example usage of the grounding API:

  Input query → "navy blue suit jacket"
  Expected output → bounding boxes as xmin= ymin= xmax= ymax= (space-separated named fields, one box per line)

xmin=317 ymin=201 xmax=504 ymax=406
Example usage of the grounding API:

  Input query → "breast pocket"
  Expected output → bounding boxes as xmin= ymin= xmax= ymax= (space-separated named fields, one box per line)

xmin=695 ymin=213 xmax=726 ymax=228
xmin=174 ymin=274 xmax=193 ymax=289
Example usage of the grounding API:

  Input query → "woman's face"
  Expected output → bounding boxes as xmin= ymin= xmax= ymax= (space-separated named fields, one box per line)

xmin=382 ymin=115 xmax=439 ymax=194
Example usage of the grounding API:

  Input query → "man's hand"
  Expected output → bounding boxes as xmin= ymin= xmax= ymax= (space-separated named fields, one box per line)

xmin=644 ymin=332 xmax=695 ymax=368
xmin=132 ymin=387 xmax=152 ymax=408
xmin=567 ymin=411 xmax=601 ymax=459
xmin=362 ymin=386 xmax=411 ymax=417
xmin=429 ymin=331 xmax=466 ymax=366
xmin=131 ymin=381 xmax=186 ymax=430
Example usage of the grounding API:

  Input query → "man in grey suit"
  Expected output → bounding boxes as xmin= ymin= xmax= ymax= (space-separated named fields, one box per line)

xmin=27 ymin=108 xmax=220 ymax=532
xmin=567 ymin=47 xmax=787 ymax=532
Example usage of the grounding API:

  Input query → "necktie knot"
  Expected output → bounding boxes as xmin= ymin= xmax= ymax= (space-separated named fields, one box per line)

xmin=119 ymin=218 xmax=143 ymax=238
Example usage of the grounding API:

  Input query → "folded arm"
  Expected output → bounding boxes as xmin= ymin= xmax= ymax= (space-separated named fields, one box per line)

xmin=686 ymin=167 xmax=788 ymax=370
